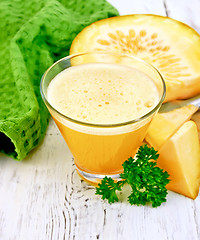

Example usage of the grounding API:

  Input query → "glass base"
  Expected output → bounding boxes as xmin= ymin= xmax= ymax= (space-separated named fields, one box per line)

xmin=76 ymin=167 xmax=122 ymax=185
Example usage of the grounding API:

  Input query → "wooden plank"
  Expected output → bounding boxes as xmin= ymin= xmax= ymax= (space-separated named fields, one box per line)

xmin=108 ymin=0 xmax=166 ymax=15
xmin=164 ymin=0 xmax=200 ymax=33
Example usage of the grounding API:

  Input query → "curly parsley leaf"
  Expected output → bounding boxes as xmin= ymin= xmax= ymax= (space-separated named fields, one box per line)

xmin=95 ymin=144 xmax=170 ymax=207
xmin=95 ymin=176 xmax=125 ymax=203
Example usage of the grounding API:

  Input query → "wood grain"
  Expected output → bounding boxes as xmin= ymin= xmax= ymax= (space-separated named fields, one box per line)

xmin=1 ymin=1 xmax=200 ymax=239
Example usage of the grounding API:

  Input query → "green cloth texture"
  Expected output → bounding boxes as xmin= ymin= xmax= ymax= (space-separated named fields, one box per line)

xmin=0 ymin=0 xmax=119 ymax=160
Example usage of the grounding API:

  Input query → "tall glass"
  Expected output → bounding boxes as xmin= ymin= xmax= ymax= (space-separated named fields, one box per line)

xmin=40 ymin=52 xmax=166 ymax=183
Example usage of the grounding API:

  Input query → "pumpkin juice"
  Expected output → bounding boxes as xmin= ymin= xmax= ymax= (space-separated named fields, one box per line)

xmin=47 ymin=63 xmax=160 ymax=176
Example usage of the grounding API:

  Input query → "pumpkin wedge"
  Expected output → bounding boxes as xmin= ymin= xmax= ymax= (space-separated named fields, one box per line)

xmin=191 ymin=111 xmax=200 ymax=141
xmin=145 ymin=104 xmax=198 ymax=150
xmin=158 ymin=120 xmax=200 ymax=199
xmin=70 ymin=15 xmax=200 ymax=102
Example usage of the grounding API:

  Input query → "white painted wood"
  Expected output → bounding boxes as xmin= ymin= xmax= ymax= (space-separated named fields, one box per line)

xmin=164 ymin=0 xmax=200 ymax=33
xmin=108 ymin=0 xmax=166 ymax=15
xmin=1 ymin=1 xmax=200 ymax=240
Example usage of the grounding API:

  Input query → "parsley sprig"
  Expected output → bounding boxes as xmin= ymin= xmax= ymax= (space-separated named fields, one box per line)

xmin=95 ymin=144 xmax=170 ymax=207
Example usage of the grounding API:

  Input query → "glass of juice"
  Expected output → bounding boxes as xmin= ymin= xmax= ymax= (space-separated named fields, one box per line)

xmin=40 ymin=52 xmax=165 ymax=183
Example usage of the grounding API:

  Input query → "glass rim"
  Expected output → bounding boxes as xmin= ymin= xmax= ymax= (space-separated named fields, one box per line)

xmin=40 ymin=51 xmax=166 ymax=128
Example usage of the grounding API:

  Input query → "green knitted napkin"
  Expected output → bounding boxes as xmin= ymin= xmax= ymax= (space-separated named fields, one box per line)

xmin=0 ymin=0 xmax=119 ymax=160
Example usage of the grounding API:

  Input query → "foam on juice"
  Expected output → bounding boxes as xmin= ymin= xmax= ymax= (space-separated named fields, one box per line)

xmin=47 ymin=63 xmax=159 ymax=125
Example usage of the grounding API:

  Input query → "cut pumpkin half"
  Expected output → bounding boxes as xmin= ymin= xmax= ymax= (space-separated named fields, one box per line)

xmin=70 ymin=14 xmax=200 ymax=102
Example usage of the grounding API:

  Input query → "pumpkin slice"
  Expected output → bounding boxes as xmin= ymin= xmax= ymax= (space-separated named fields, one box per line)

xmin=191 ymin=111 xmax=200 ymax=141
xmin=145 ymin=104 xmax=198 ymax=150
xmin=70 ymin=15 xmax=200 ymax=102
xmin=158 ymin=120 xmax=200 ymax=199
